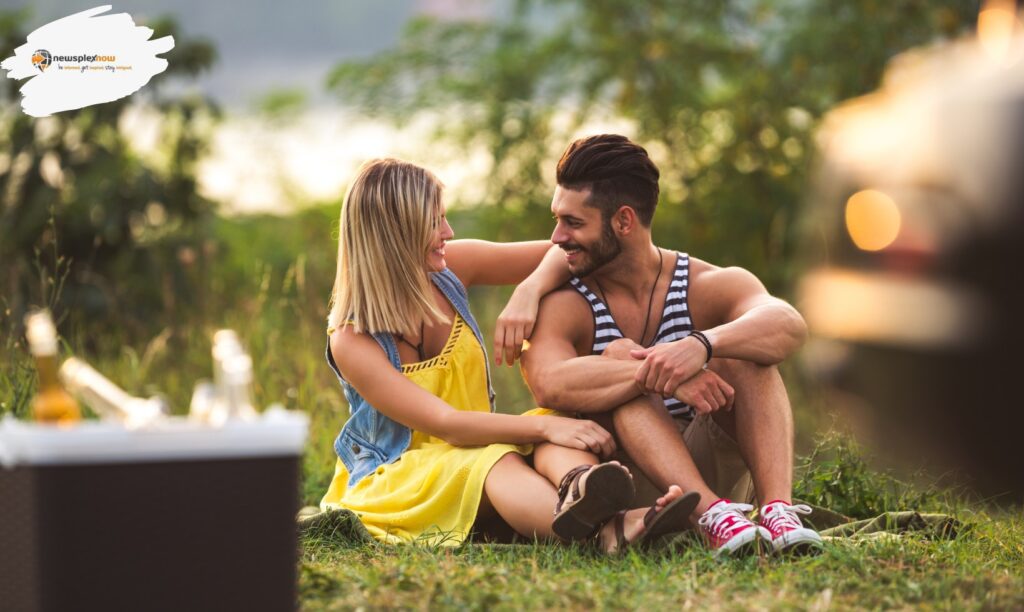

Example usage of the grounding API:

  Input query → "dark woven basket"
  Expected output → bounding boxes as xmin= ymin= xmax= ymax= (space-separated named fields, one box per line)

xmin=0 ymin=455 xmax=300 ymax=612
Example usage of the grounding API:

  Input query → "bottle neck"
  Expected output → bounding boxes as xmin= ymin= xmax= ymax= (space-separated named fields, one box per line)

xmin=34 ymin=354 xmax=62 ymax=390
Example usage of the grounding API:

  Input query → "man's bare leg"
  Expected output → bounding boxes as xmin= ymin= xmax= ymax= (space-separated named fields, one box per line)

xmin=707 ymin=358 xmax=794 ymax=506
xmin=610 ymin=394 xmax=717 ymax=520
xmin=597 ymin=338 xmax=717 ymax=519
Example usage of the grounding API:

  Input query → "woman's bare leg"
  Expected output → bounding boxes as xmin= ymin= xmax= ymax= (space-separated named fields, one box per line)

xmin=480 ymin=448 xmax=633 ymax=540
xmin=480 ymin=453 xmax=561 ymax=539
xmin=533 ymin=442 xmax=601 ymax=486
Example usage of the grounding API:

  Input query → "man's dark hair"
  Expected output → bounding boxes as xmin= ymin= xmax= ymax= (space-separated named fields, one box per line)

xmin=556 ymin=134 xmax=660 ymax=226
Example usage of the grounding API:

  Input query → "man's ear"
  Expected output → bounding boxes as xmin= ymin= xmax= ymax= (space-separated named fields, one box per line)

xmin=613 ymin=205 xmax=638 ymax=235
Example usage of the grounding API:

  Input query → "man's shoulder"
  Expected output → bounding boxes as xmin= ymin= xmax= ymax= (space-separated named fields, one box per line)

xmin=687 ymin=255 xmax=765 ymax=288
xmin=685 ymin=255 xmax=772 ymax=327
xmin=534 ymin=284 xmax=592 ymax=341
xmin=685 ymin=254 xmax=719 ymax=279
xmin=539 ymin=283 xmax=590 ymax=313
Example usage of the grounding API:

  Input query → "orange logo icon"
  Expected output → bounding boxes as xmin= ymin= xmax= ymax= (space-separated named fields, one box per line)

xmin=32 ymin=49 xmax=51 ymax=72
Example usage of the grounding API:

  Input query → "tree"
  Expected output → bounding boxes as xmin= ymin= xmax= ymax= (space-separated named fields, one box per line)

xmin=0 ymin=11 xmax=219 ymax=338
xmin=326 ymin=0 xmax=977 ymax=292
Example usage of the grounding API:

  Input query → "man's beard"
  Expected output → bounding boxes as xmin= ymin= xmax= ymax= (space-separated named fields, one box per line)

xmin=565 ymin=219 xmax=622 ymax=278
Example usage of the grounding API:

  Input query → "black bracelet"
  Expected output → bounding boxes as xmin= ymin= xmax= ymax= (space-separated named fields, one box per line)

xmin=689 ymin=330 xmax=713 ymax=363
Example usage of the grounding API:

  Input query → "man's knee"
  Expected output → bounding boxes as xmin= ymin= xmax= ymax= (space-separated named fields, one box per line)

xmin=710 ymin=357 xmax=781 ymax=388
xmin=601 ymin=337 xmax=643 ymax=360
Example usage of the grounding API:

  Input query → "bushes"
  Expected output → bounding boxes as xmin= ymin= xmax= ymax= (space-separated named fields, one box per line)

xmin=795 ymin=430 xmax=952 ymax=518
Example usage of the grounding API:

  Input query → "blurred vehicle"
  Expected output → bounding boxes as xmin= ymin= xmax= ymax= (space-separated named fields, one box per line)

xmin=799 ymin=3 xmax=1024 ymax=500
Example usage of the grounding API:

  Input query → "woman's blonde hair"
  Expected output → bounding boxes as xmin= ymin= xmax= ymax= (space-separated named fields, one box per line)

xmin=327 ymin=158 xmax=449 ymax=337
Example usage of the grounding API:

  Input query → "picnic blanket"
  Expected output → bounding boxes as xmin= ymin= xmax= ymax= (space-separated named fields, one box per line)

xmin=296 ymin=502 xmax=964 ymax=547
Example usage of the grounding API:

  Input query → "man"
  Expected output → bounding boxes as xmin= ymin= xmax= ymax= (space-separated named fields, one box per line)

xmin=521 ymin=134 xmax=822 ymax=556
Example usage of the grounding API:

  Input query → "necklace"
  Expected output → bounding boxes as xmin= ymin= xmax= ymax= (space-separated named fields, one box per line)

xmin=594 ymin=248 xmax=664 ymax=347
xmin=396 ymin=320 xmax=426 ymax=361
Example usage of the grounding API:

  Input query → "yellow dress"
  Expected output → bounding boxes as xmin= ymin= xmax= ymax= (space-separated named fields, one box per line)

xmin=320 ymin=314 xmax=531 ymax=546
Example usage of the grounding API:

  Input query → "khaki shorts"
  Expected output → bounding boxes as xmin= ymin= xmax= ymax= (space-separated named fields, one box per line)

xmin=616 ymin=413 xmax=755 ymax=507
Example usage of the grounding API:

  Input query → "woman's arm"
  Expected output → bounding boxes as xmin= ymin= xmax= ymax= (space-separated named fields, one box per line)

xmin=330 ymin=326 xmax=615 ymax=455
xmin=445 ymin=240 xmax=559 ymax=287
xmin=493 ymin=245 xmax=571 ymax=365
xmin=445 ymin=240 xmax=571 ymax=365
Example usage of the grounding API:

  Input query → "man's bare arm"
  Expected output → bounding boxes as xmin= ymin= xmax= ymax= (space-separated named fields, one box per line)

xmin=520 ymin=289 xmax=643 ymax=413
xmin=695 ymin=264 xmax=807 ymax=364
xmin=632 ymin=261 xmax=807 ymax=395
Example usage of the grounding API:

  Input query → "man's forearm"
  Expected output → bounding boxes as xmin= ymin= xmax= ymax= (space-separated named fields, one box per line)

xmin=524 ymin=355 xmax=642 ymax=413
xmin=704 ymin=302 xmax=807 ymax=365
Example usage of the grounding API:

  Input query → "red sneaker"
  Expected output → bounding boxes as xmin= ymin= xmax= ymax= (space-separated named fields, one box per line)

xmin=697 ymin=499 xmax=768 ymax=557
xmin=759 ymin=500 xmax=823 ymax=555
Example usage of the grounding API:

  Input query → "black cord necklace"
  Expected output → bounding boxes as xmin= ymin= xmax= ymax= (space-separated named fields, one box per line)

xmin=397 ymin=320 xmax=426 ymax=361
xmin=594 ymin=248 xmax=664 ymax=347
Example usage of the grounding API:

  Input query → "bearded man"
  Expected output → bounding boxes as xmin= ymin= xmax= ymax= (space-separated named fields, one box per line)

xmin=521 ymin=134 xmax=822 ymax=556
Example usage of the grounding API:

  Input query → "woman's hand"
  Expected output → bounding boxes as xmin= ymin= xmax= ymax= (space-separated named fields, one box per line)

xmin=539 ymin=415 xmax=616 ymax=457
xmin=494 ymin=284 xmax=540 ymax=366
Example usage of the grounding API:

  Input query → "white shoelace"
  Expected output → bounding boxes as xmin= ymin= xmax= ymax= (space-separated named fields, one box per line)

xmin=761 ymin=502 xmax=812 ymax=532
xmin=698 ymin=501 xmax=755 ymax=537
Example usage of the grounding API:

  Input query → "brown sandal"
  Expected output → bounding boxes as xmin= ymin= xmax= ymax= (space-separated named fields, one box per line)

xmin=551 ymin=463 xmax=635 ymax=541
xmin=605 ymin=490 xmax=701 ymax=554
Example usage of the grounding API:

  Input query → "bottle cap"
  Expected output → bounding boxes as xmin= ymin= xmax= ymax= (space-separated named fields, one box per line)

xmin=25 ymin=310 xmax=58 ymax=356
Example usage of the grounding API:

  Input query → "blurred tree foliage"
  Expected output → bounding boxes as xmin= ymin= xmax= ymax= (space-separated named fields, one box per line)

xmin=0 ymin=10 xmax=219 ymax=340
xmin=326 ymin=0 xmax=977 ymax=292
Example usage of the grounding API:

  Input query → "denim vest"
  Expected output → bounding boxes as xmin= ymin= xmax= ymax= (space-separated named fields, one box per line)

xmin=326 ymin=268 xmax=497 ymax=487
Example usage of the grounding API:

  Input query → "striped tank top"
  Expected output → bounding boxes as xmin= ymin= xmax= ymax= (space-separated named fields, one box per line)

xmin=569 ymin=251 xmax=696 ymax=419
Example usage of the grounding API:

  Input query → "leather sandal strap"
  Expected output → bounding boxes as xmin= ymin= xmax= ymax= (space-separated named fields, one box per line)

xmin=614 ymin=511 xmax=627 ymax=552
xmin=554 ymin=464 xmax=592 ymax=514
xmin=642 ymin=504 xmax=661 ymax=529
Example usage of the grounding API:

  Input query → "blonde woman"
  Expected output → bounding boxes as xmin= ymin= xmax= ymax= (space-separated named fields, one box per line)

xmin=320 ymin=159 xmax=695 ymax=549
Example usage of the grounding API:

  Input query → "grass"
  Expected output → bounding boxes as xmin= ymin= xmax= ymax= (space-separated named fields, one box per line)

xmin=297 ymin=510 xmax=1024 ymax=610
xmin=3 ymin=208 xmax=1023 ymax=609
xmin=296 ymin=431 xmax=1024 ymax=609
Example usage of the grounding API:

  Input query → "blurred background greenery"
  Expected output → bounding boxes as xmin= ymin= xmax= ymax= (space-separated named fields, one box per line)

xmin=0 ymin=1 xmax=981 ymax=503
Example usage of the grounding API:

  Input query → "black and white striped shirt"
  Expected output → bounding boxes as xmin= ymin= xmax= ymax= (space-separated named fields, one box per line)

xmin=569 ymin=251 xmax=696 ymax=419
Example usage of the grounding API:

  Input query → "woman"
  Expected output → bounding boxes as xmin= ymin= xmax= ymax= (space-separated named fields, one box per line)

xmin=320 ymin=158 xmax=696 ymax=550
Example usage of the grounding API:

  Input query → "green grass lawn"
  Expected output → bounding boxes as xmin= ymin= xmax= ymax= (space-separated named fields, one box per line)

xmin=297 ymin=509 xmax=1024 ymax=610
xmin=4 ymin=210 xmax=1022 ymax=610
xmin=294 ymin=432 xmax=1024 ymax=610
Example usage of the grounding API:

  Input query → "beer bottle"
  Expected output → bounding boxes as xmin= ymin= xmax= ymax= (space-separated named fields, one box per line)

xmin=59 ymin=357 xmax=167 ymax=428
xmin=25 ymin=311 xmax=81 ymax=424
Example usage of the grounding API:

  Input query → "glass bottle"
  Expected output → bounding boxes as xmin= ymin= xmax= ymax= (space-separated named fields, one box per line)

xmin=59 ymin=357 xmax=167 ymax=428
xmin=24 ymin=311 xmax=81 ymax=424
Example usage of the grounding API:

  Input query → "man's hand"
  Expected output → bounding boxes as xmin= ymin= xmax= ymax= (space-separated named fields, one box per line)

xmin=631 ymin=336 xmax=708 ymax=396
xmin=671 ymin=369 xmax=735 ymax=415
xmin=602 ymin=337 xmax=644 ymax=360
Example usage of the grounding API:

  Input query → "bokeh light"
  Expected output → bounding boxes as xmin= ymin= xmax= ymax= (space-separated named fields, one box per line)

xmin=978 ymin=0 xmax=1024 ymax=63
xmin=845 ymin=189 xmax=901 ymax=251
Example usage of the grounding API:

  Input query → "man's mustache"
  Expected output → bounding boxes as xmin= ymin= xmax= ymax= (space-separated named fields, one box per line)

xmin=559 ymin=243 xmax=584 ymax=252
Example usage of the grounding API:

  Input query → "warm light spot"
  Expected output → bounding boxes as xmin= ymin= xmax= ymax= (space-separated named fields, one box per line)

xmin=798 ymin=268 xmax=981 ymax=349
xmin=978 ymin=0 xmax=1023 ymax=63
xmin=845 ymin=189 xmax=901 ymax=251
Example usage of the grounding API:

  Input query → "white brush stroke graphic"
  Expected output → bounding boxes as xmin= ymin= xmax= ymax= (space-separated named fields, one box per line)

xmin=0 ymin=5 xmax=173 ymax=117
